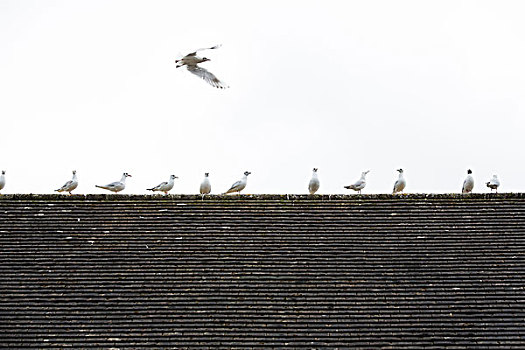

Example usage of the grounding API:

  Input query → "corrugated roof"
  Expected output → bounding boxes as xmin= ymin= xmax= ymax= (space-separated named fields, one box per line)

xmin=1 ymin=194 xmax=524 ymax=348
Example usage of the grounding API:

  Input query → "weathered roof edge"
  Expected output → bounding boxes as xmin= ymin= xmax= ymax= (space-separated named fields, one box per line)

xmin=1 ymin=193 xmax=525 ymax=201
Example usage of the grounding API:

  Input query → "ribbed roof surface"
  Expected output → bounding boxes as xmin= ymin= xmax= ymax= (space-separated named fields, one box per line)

xmin=1 ymin=194 xmax=524 ymax=349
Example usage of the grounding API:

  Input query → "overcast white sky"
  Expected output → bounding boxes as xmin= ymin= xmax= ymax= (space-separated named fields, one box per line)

xmin=1 ymin=0 xmax=524 ymax=195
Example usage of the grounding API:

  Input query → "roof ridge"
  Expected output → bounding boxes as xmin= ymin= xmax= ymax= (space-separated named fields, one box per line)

xmin=2 ymin=193 xmax=525 ymax=201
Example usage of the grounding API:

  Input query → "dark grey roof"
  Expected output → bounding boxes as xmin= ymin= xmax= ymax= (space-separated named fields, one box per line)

xmin=1 ymin=194 xmax=524 ymax=348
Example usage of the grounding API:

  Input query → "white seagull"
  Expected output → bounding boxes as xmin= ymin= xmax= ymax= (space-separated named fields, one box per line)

xmin=224 ymin=171 xmax=251 ymax=195
xmin=200 ymin=173 xmax=211 ymax=195
xmin=0 ymin=170 xmax=5 ymax=192
xmin=55 ymin=170 xmax=78 ymax=195
xmin=462 ymin=169 xmax=474 ymax=194
xmin=96 ymin=173 xmax=132 ymax=193
xmin=147 ymin=174 xmax=178 ymax=195
xmin=308 ymin=168 xmax=320 ymax=195
xmin=486 ymin=175 xmax=500 ymax=193
xmin=344 ymin=170 xmax=370 ymax=194
xmin=392 ymin=168 xmax=406 ymax=194
xmin=175 ymin=45 xmax=229 ymax=89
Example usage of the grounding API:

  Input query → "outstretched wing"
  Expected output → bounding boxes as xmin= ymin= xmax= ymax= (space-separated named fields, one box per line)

xmin=186 ymin=65 xmax=228 ymax=89
xmin=185 ymin=44 xmax=222 ymax=57
xmin=194 ymin=44 xmax=221 ymax=54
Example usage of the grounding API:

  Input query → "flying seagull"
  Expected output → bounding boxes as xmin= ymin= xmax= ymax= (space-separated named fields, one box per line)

xmin=0 ymin=170 xmax=5 ymax=192
xmin=462 ymin=169 xmax=474 ymax=194
xmin=175 ymin=45 xmax=229 ymax=89
xmin=344 ymin=170 xmax=370 ymax=194
xmin=308 ymin=168 xmax=320 ymax=194
xmin=224 ymin=171 xmax=251 ymax=195
xmin=55 ymin=170 xmax=78 ymax=195
xmin=95 ymin=173 xmax=132 ymax=193
xmin=392 ymin=168 xmax=406 ymax=194
xmin=147 ymin=174 xmax=178 ymax=195
xmin=486 ymin=175 xmax=500 ymax=193
xmin=200 ymin=173 xmax=211 ymax=196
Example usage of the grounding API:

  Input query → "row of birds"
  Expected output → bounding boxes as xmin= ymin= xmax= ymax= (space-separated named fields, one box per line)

xmin=311 ymin=168 xmax=499 ymax=194
xmin=0 ymin=169 xmax=501 ymax=195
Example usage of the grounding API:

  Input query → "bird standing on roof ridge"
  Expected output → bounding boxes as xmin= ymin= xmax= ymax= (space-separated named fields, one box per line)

xmin=147 ymin=174 xmax=178 ymax=195
xmin=224 ymin=171 xmax=251 ymax=195
xmin=392 ymin=169 xmax=406 ymax=194
xmin=55 ymin=170 xmax=78 ymax=195
xmin=344 ymin=170 xmax=370 ymax=194
xmin=308 ymin=168 xmax=320 ymax=195
xmin=486 ymin=175 xmax=500 ymax=193
xmin=95 ymin=173 xmax=132 ymax=193
xmin=462 ymin=169 xmax=474 ymax=194
xmin=0 ymin=170 xmax=5 ymax=193
xmin=175 ymin=45 xmax=229 ymax=89
xmin=200 ymin=173 xmax=211 ymax=196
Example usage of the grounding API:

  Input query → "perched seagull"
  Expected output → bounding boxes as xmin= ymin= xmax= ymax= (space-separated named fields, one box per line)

xmin=392 ymin=168 xmax=406 ymax=194
xmin=462 ymin=169 xmax=474 ymax=194
xmin=175 ymin=45 xmax=229 ymax=89
xmin=486 ymin=175 xmax=500 ymax=193
xmin=95 ymin=173 xmax=132 ymax=193
xmin=200 ymin=173 xmax=211 ymax=196
xmin=344 ymin=170 xmax=370 ymax=194
xmin=55 ymin=170 xmax=78 ymax=195
xmin=224 ymin=171 xmax=251 ymax=195
xmin=308 ymin=168 xmax=320 ymax=195
xmin=147 ymin=175 xmax=178 ymax=195
xmin=0 ymin=170 xmax=5 ymax=192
